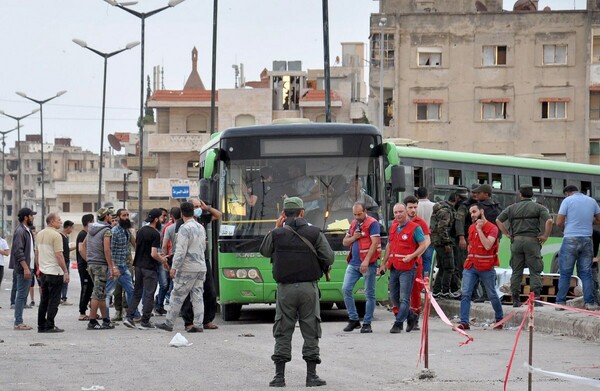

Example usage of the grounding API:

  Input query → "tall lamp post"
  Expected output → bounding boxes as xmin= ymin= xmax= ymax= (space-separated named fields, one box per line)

xmin=72 ymin=38 xmax=140 ymax=209
xmin=15 ymin=90 xmax=67 ymax=227
xmin=0 ymin=109 xmax=39 ymax=211
xmin=378 ymin=17 xmax=387 ymax=133
xmin=0 ymin=127 xmax=18 ymax=237
xmin=104 ymin=0 xmax=186 ymax=227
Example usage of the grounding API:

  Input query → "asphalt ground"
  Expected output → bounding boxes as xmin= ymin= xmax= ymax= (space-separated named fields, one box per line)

xmin=1 ymin=270 xmax=599 ymax=391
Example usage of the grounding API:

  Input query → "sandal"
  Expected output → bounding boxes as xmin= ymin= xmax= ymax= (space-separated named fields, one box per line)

xmin=187 ymin=325 xmax=204 ymax=333
xmin=79 ymin=315 xmax=90 ymax=321
xmin=14 ymin=324 xmax=33 ymax=331
xmin=203 ymin=322 xmax=219 ymax=330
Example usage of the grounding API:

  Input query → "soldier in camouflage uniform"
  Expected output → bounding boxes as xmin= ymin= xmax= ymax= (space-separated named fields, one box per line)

xmin=496 ymin=185 xmax=552 ymax=307
xmin=431 ymin=193 xmax=458 ymax=298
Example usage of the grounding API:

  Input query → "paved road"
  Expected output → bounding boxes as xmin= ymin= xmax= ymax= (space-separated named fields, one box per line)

xmin=1 ymin=271 xmax=599 ymax=391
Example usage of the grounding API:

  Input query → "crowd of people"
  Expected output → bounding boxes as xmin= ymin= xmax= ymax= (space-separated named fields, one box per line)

xmin=5 ymin=197 xmax=221 ymax=333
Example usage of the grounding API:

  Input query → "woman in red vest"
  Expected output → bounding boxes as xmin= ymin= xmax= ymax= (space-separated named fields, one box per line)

xmin=458 ymin=203 xmax=504 ymax=330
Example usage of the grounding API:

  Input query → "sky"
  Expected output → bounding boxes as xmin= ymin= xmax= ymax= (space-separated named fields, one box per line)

xmin=0 ymin=0 xmax=586 ymax=154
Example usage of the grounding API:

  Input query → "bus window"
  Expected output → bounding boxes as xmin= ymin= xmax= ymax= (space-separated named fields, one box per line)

xmin=449 ymin=169 xmax=461 ymax=185
xmin=434 ymin=168 xmax=449 ymax=185
xmin=519 ymin=175 xmax=532 ymax=188
xmin=477 ymin=171 xmax=489 ymax=184
xmin=463 ymin=170 xmax=477 ymax=188
xmin=413 ymin=167 xmax=423 ymax=189
xmin=551 ymin=178 xmax=565 ymax=194
xmin=502 ymin=174 xmax=515 ymax=191
xmin=594 ymin=183 xmax=600 ymax=199
xmin=582 ymin=181 xmax=592 ymax=196
xmin=543 ymin=178 xmax=552 ymax=194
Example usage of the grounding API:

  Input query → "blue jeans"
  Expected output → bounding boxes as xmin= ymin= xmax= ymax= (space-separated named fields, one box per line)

xmin=460 ymin=267 xmax=503 ymax=325
xmin=422 ymin=245 xmax=434 ymax=277
xmin=105 ymin=265 xmax=135 ymax=317
xmin=155 ymin=263 xmax=170 ymax=310
xmin=14 ymin=273 xmax=32 ymax=326
xmin=342 ymin=263 xmax=377 ymax=324
xmin=557 ymin=237 xmax=595 ymax=304
xmin=389 ymin=267 xmax=415 ymax=324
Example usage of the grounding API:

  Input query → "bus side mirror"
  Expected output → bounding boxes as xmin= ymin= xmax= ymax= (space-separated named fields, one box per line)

xmin=199 ymin=178 xmax=216 ymax=205
xmin=390 ymin=165 xmax=406 ymax=193
xmin=203 ymin=149 xmax=218 ymax=179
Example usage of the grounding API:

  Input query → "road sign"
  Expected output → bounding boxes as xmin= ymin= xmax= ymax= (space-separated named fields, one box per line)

xmin=171 ymin=185 xmax=190 ymax=198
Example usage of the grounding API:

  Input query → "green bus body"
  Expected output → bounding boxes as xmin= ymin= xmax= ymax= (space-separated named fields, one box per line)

xmin=200 ymin=123 xmax=395 ymax=321
xmin=392 ymin=144 xmax=600 ymax=273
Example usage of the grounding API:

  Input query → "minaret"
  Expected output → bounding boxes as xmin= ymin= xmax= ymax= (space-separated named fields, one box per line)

xmin=184 ymin=47 xmax=206 ymax=90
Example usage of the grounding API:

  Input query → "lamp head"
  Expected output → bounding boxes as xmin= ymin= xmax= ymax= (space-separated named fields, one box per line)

xmin=16 ymin=91 xmax=27 ymax=98
xmin=126 ymin=41 xmax=140 ymax=50
xmin=168 ymin=0 xmax=185 ymax=7
xmin=379 ymin=17 xmax=387 ymax=27
xmin=31 ymin=108 xmax=40 ymax=114
xmin=72 ymin=38 xmax=88 ymax=48
xmin=56 ymin=90 xmax=67 ymax=97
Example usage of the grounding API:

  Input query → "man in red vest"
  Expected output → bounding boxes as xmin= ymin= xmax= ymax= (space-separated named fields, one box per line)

xmin=341 ymin=202 xmax=382 ymax=333
xmin=378 ymin=203 xmax=428 ymax=334
xmin=458 ymin=203 xmax=504 ymax=330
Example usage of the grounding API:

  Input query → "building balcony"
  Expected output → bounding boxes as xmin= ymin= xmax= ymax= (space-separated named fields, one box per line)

xmin=126 ymin=156 xmax=158 ymax=171
xmin=147 ymin=133 xmax=211 ymax=153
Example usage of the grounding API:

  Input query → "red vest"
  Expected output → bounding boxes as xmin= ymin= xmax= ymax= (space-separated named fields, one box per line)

xmin=465 ymin=221 xmax=499 ymax=271
xmin=348 ymin=216 xmax=382 ymax=264
xmin=387 ymin=219 xmax=419 ymax=271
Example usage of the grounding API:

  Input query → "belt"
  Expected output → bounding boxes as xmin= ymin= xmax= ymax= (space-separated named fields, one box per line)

xmin=513 ymin=236 xmax=538 ymax=242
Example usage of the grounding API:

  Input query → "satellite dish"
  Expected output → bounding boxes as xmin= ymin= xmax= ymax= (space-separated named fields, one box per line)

xmin=108 ymin=134 xmax=122 ymax=151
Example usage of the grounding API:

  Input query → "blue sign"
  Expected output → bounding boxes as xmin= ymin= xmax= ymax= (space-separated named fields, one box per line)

xmin=171 ymin=185 xmax=190 ymax=198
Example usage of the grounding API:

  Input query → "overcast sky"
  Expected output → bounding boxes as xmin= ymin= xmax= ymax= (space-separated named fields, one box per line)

xmin=0 ymin=0 xmax=585 ymax=154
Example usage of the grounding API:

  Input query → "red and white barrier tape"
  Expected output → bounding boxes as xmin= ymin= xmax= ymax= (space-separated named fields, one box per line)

xmin=524 ymin=363 xmax=600 ymax=388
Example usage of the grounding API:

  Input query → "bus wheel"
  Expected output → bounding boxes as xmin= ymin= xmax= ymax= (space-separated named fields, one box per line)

xmin=320 ymin=302 xmax=334 ymax=311
xmin=221 ymin=304 xmax=242 ymax=321
xmin=550 ymin=253 xmax=559 ymax=274
xmin=355 ymin=302 xmax=366 ymax=318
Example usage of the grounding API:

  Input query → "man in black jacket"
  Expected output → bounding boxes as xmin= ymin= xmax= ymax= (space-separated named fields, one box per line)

xmin=260 ymin=197 xmax=334 ymax=388
xmin=10 ymin=208 xmax=37 ymax=330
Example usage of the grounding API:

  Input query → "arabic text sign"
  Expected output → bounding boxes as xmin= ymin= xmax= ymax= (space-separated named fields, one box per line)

xmin=171 ymin=185 xmax=190 ymax=198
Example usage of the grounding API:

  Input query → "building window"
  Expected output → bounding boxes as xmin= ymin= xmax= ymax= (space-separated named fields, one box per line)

xmin=83 ymin=202 xmax=92 ymax=212
xmin=273 ymin=75 xmax=301 ymax=110
xmin=543 ymin=44 xmax=567 ymax=65
xmin=591 ymin=91 xmax=600 ymax=120
xmin=62 ymin=202 xmax=70 ymax=213
xmin=591 ymin=140 xmax=600 ymax=156
xmin=187 ymin=161 xmax=200 ymax=179
xmin=186 ymin=115 xmax=208 ymax=133
xmin=417 ymin=47 xmax=441 ymax=67
xmin=235 ymin=114 xmax=256 ymax=127
xmin=482 ymin=45 xmax=507 ymax=66
xmin=540 ymin=98 xmax=567 ymax=119
xmin=480 ymin=99 xmax=508 ymax=120
xmin=415 ymin=101 xmax=441 ymax=121
xmin=370 ymin=33 xmax=394 ymax=68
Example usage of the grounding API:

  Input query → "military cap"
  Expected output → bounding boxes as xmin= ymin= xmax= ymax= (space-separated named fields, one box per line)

xmin=473 ymin=184 xmax=493 ymax=195
xmin=283 ymin=196 xmax=304 ymax=210
xmin=97 ymin=207 xmax=116 ymax=219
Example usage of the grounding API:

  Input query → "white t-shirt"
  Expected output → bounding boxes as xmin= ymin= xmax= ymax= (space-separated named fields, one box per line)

xmin=0 ymin=237 xmax=8 ymax=267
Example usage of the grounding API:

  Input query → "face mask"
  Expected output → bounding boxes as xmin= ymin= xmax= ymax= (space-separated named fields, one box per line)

xmin=194 ymin=208 xmax=203 ymax=218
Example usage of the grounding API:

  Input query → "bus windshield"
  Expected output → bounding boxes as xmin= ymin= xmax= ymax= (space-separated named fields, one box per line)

xmin=219 ymin=156 xmax=382 ymax=240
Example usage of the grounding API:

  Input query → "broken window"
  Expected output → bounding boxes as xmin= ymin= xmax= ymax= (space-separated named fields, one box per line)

xmin=481 ymin=102 xmax=507 ymax=120
xmin=482 ymin=45 xmax=507 ymax=66
xmin=370 ymin=33 xmax=394 ymax=68
xmin=543 ymin=44 xmax=567 ymax=65
xmin=416 ymin=103 xmax=441 ymax=121
xmin=541 ymin=100 xmax=567 ymax=119
xmin=272 ymin=75 xmax=301 ymax=110
xmin=417 ymin=47 xmax=442 ymax=67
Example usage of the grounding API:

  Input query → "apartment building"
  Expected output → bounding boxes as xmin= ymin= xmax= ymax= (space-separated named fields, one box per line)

xmin=370 ymin=0 xmax=600 ymax=163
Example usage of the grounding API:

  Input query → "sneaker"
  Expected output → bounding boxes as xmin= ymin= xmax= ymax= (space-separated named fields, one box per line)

xmin=155 ymin=322 xmax=173 ymax=332
xmin=186 ymin=325 xmax=204 ymax=333
xmin=406 ymin=313 xmax=418 ymax=333
xmin=123 ymin=318 xmax=136 ymax=329
xmin=87 ymin=321 xmax=103 ymax=330
xmin=101 ymin=320 xmax=115 ymax=329
xmin=61 ymin=300 xmax=73 ymax=306
xmin=585 ymin=303 xmax=600 ymax=311
xmin=389 ymin=323 xmax=402 ymax=334
xmin=24 ymin=303 xmax=32 ymax=309
xmin=456 ymin=322 xmax=470 ymax=330
xmin=10 ymin=304 xmax=15 ymax=309
xmin=343 ymin=320 xmax=361 ymax=332
xmin=360 ymin=323 xmax=372 ymax=333
xmin=133 ymin=316 xmax=142 ymax=323
xmin=138 ymin=321 xmax=155 ymax=330
xmin=40 ymin=326 xmax=64 ymax=333
xmin=154 ymin=308 xmax=167 ymax=316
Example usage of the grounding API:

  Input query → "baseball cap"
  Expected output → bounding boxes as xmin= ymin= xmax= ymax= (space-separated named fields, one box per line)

xmin=283 ymin=197 xmax=304 ymax=210
xmin=145 ymin=208 xmax=163 ymax=223
xmin=473 ymin=184 xmax=493 ymax=195
xmin=17 ymin=207 xmax=37 ymax=219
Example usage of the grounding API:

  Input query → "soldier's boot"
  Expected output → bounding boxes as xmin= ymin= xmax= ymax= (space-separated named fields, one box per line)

xmin=306 ymin=361 xmax=326 ymax=387
xmin=512 ymin=294 xmax=521 ymax=308
xmin=269 ymin=362 xmax=286 ymax=387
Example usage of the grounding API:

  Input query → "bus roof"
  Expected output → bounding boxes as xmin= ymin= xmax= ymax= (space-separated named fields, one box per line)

xmin=201 ymin=123 xmax=381 ymax=154
xmin=394 ymin=145 xmax=600 ymax=176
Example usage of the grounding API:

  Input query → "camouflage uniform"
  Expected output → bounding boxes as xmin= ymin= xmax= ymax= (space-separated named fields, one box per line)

xmin=430 ymin=201 xmax=456 ymax=295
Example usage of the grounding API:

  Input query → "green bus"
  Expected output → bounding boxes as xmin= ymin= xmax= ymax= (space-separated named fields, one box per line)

xmin=199 ymin=123 xmax=404 ymax=321
xmin=391 ymin=143 xmax=600 ymax=272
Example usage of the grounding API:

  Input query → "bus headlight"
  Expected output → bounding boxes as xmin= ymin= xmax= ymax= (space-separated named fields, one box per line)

xmin=223 ymin=268 xmax=263 ymax=283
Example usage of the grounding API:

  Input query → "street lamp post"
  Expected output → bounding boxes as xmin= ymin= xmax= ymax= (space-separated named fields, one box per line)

xmin=104 ymin=0 xmax=186 ymax=227
xmin=72 ymin=38 xmax=140 ymax=210
xmin=378 ymin=17 xmax=387 ymax=133
xmin=15 ymin=90 xmax=67 ymax=227
xmin=0 ymin=127 xmax=18 ymax=237
xmin=0 ymin=109 xmax=39 ymax=212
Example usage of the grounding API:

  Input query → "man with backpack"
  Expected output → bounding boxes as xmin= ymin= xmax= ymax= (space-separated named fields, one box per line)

xmin=431 ymin=193 xmax=458 ymax=298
